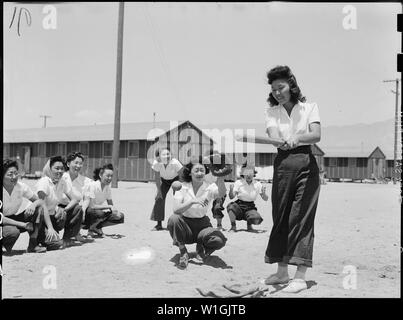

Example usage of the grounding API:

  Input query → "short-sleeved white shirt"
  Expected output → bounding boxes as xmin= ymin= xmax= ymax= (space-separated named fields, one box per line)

xmin=152 ymin=158 xmax=183 ymax=180
xmin=3 ymin=182 xmax=35 ymax=216
xmin=35 ymin=176 xmax=71 ymax=214
xmin=233 ymin=179 xmax=262 ymax=202
xmin=174 ymin=181 xmax=218 ymax=218
xmin=265 ymin=102 xmax=320 ymax=145
xmin=85 ymin=180 xmax=112 ymax=207
xmin=60 ymin=172 xmax=92 ymax=205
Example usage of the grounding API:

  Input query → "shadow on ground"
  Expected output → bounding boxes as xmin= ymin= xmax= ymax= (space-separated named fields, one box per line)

xmin=170 ymin=253 xmax=233 ymax=270
xmin=2 ymin=249 xmax=27 ymax=257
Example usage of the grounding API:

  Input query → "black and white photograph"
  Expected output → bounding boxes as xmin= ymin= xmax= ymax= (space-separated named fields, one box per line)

xmin=1 ymin=1 xmax=401 ymax=306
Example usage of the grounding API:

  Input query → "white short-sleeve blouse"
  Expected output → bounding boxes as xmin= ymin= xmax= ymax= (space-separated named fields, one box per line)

xmin=265 ymin=102 xmax=320 ymax=145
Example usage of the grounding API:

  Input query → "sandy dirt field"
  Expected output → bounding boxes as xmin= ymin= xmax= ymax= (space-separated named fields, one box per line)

xmin=2 ymin=179 xmax=401 ymax=298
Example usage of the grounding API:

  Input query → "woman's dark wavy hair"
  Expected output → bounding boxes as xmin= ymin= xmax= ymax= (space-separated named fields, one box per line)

xmin=93 ymin=163 xmax=114 ymax=181
xmin=66 ymin=151 xmax=84 ymax=164
xmin=239 ymin=162 xmax=257 ymax=178
xmin=180 ymin=156 xmax=210 ymax=183
xmin=267 ymin=65 xmax=306 ymax=107
xmin=3 ymin=159 xmax=18 ymax=177
xmin=49 ymin=156 xmax=66 ymax=170
xmin=155 ymin=147 xmax=171 ymax=158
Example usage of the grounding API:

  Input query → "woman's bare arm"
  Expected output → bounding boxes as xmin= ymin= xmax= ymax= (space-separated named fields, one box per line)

xmin=236 ymin=129 xmax=286 ymax=148
xmin=286 ymin=122 xmax=321 ymax=148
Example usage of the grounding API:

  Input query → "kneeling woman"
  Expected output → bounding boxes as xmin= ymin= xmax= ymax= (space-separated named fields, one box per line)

xmin=36 ymin=156 xmax=84 ymax=249
xmin=83 ymin=164 xmax=124 ymax=237
xmin=2 ymin=159 xmax=47 ymax=253
xmin=227 ymin=164 xmax=268 ymax=232
xmin=167 ymin=157 xmax=227 ymax=269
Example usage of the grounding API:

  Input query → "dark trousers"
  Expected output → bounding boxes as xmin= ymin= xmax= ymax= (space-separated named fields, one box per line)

xmin=84 ymin=208 xmax=125 ymax=229
xmin=37 ymin=203 xmax=83 ymax=243
xmin=227 ymin=199 xmax=263 ymax=225
xmin=2 ymin=207 xmax=43 ymax=252
xmin=150 ymin=176 xmax=179 ymax=222
xmin=211 ymin=195 xmax=226 ymax=219
xmin=265 ymin=146 xmax=320 ymax=268
xmin=167 ymin=214 xmax=227 ymax=251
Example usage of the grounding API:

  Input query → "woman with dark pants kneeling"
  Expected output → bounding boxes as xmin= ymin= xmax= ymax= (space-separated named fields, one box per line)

xmin=82 ymin=164 xmax=124 ymax=238
xmin=226 ymin=164 xmax=268 ymax=232
xmin=36 ymin=156 xmax=84 ymax=249
xmin=60 ymin=151 xmax=94 ymax=243
xmin=2 ymin=159 xmax=47 ymax=253
xmin=167 ymin=156 xmax=227 ymax=269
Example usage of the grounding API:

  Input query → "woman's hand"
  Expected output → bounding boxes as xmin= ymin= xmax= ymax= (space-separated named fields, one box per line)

xmin=192 ymin=197 xmax=209 ymax=207
xmin=55 ymin=207 xmax=67 ymax=224
xmin=24 ymin=222 xmax=34 ymax=232
xmin=278 ymin=141 xmax=290 ymax=150
xmin=234 ymin=133 xmax=245 ymax=142
xmin=45 ymin=227 xmax=59 ymax=242
xmin=285 ymin=135 xmax=300 ymax=149
xmin=25 ymin=203 xmax=37 ymax=216
xmin=260 ymin=185 xmax=269 ymax=201
xmin=54 ymin=206 xmax=64 ymax=219
xmin=155 ymin=190 xmax=163 ymax=200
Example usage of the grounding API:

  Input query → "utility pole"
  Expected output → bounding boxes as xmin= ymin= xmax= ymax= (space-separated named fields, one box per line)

xmin=383 ymin=78 xmax=401 ymax=184
xmin=153 ymin=112 xmax=156 ymax=128
xmin=111 ymin=2 xmax=124 ymax=188
xmin=39 ymin=115 xmax=51 ymax=128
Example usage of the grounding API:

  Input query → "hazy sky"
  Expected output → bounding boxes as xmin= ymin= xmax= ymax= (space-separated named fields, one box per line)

xmin=3 ymin=2 xmax=401 ymax=130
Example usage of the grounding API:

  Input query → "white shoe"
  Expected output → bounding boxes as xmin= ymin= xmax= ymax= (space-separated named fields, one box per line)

xmin=281 ymin=279 xmax=307 ymax=293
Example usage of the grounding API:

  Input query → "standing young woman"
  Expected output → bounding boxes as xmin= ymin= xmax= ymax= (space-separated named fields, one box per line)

xmin=262 ymin=65 xmax=321 ymax=293
xmin=60 ymin=152 xmax=94 ymax=243
xmin=167 ymin=156 xmax=227 ymax=269
xmin=36 ymin=156 xmax=83 ymax=249
xmin=2 ymin=159 xmax=47 ymax=253
xmin=150 ymin=148 xmax=183 ymax=231
xmin=83 ymin=164 xmax=125 ymax=237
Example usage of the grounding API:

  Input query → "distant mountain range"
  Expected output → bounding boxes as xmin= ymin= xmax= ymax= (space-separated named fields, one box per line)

xmin=320 ymin=118 xmax=400 ymax=159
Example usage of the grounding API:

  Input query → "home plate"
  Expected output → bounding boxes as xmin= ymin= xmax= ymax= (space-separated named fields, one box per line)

xmin=123 ymin=247 xmax=155 ymax=265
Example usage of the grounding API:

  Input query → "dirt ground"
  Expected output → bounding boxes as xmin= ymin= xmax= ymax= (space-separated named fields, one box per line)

xmin=1 ymin=179 xmax=401 ymax=298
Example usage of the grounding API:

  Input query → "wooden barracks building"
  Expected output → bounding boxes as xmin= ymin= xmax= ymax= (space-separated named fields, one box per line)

xmin=322 ymin=146 xmax=398 ymax=182
xmin=3 ymin=121 xmax=214 ymax=181
xmin=3 ymin=121 xmax=399 ymax=182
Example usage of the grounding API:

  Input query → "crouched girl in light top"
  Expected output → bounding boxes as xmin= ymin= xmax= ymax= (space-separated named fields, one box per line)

xmin=167 ymin=156 xmax=227 ymax=269
xmin=227 ymin=164 xmax=268 ymax=232
xmin=2 ymin=159 xmax=47 ymax=253
xmin=83 ymin=164 xmax=124 ymax=238
xmin=36 ymin=156 xmax=83 ymax=250
xmin=60 ymin=152 xmax=94 ymax=243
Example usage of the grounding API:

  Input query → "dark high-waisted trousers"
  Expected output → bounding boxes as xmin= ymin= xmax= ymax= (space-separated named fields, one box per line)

xmin=265 ymin=145 xmax=320 ymax=268
xmin=150 ymin=177 xmax=179 ymax=222
xmin=167 ymin=214 xmax=227 ymax=252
